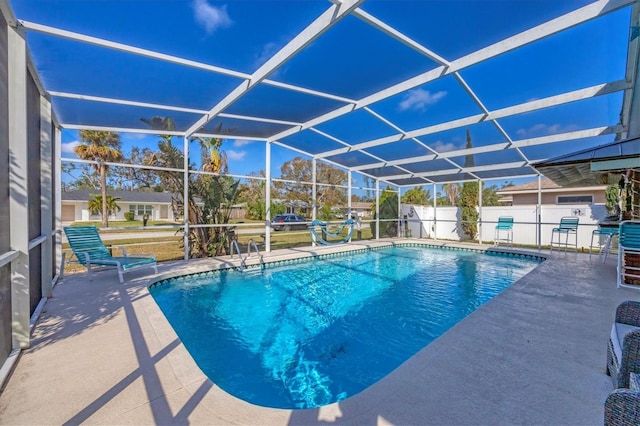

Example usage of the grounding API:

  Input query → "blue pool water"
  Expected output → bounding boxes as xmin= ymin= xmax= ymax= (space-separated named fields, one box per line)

xmin=149 ymin=245 xmax=541 ymax=409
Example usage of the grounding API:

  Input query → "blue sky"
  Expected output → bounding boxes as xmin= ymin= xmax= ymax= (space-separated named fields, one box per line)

xmin=12 ymin=0 xmax=633 ymax=193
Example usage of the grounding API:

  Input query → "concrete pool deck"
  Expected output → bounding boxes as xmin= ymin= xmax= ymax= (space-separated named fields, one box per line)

xmin=0 ymin=239 xmax=636 ymax=425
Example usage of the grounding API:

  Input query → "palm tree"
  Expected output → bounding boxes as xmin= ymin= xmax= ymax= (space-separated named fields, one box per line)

xmin=442 ymin=183 xmax=460 ymax=205
xmin=142 ymin=116 xmax=240 ymax=257
xmin=88 ymin=194 xmax=122 ymax=218
xmin=193 ymin=135 xmax=228 ymax=175
xmin=74 ymin=130 xmax=123 ymax=227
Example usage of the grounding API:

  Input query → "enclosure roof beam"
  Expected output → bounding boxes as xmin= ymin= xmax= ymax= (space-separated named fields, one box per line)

xmin=382 ymin=161 xmax=531 ymax=181
xmin=184 ymin=0 xmax=366 ymax=137
xmin=351 ymin=125 xmax=623 ymax=171
xmin=268 ymin=0 xmax=634 ymax=143
xmin=315 ymin=80 xmax=629 ymax=159
xmin=19 ymin=21 xmax=357 ymax=106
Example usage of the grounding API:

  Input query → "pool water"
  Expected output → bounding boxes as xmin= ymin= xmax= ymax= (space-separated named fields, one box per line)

xmin=149 ymin=245 xmax=541 ymax=409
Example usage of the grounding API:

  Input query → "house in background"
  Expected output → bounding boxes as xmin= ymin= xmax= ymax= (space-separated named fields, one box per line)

xmin=496 ymin=177 xmax=608 ymax=206
xmin=61 ymin=190 xmax=177 ymax=223
xmin=346 ymin=202 xmax=373 ymax=218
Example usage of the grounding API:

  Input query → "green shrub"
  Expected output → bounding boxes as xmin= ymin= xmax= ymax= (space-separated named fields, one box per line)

xmin=124 ymin=211 xmax=135 ymax=221
xmin=318 ymin=204 xmax=334 ymax=221
xmin=370 ymin=193 xmax=398 ymax=237
xmin=606 ymin=184 xmax=619 ymax=215
xmin=460 ymin=181 xmax=478 ymax=239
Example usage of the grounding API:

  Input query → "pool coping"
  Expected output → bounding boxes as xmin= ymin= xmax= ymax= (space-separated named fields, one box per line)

xmin=149 ymin=239 xmax=547 ymax=288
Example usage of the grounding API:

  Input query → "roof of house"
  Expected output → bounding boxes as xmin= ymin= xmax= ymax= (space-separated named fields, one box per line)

xmin=533 ymin=136 xmax=640 ymax=186
xmin=349 ymin=202 xmax=373 ymax=209
xmin=62 ymin=190 xmax=174 ymax=203
xmin=496 ymin=177 xmax=607 ymax=195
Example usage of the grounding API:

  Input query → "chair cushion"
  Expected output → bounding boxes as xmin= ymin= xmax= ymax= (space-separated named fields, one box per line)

xmin=611 ymin=322 xmax=640 ymax=362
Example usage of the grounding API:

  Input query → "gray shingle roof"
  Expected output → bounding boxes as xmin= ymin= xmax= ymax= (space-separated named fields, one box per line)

xmin=496 ymin=178 xmax=560 ymax=194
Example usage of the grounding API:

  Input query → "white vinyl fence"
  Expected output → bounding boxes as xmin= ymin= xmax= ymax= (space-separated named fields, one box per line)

xmin=401 ymin=203 xmax=609 ymax=250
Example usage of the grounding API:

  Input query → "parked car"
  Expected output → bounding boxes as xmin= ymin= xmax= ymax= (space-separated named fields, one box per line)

xmin=271 ymin=214 xmax=309 ymax=231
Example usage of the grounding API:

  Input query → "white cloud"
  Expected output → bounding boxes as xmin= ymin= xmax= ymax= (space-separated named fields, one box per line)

xmin=227 ymin=150 xmax=246 ymax=161
xmin=255 ymin=42 xmax=279 ymax=66
xmin=516 ymin=123 xmax=579 ymax=138
xmin=232 ymin=139 xmax=251 ymax=147
xmin=61 ymin=141 xmax=80 ymax=154
xmin=430 ymin=140 xmax=458 ymax=153
xmin=192 ymin=0 xmax=233 ymax=35
xmin=121 ymin=133 xmax=148 ymax=141
xmin=398 ymin=89 xmax=446 ymax=112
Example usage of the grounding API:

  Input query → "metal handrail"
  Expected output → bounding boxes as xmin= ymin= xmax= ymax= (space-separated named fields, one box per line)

xmin=230 ymin=239 xmax=242 ymax=259
xmin=247 ymin=239 xmax=261 ymax=259
xmin=230 ymin=239 xmax=247 ymax=271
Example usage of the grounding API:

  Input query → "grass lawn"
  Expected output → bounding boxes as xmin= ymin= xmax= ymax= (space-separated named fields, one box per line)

xmin=67 ymin=220 xmax=183 ymax=232
xmin=61 ymin=227 xmax=374 ymax=275
xmin=68 ymin=218 xmax=266 ymax=233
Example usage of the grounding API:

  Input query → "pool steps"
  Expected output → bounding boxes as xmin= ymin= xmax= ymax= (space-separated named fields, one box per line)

xmin=230 ymin=238 xmax=264 ymax=272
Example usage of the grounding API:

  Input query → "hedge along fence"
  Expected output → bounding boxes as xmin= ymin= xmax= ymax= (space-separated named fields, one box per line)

xmin=402 ymin=203 xmax=609 ymax=249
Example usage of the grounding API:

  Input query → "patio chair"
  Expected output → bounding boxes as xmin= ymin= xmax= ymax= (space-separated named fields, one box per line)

xmin=549 ymin=216 xmax=579 ymax=253
xmin=63 ymin=226 xmax=158 ymax=283
xmin=605 ymin=385 xmax=640 ymax=426
xmin=494 ymin=216 xmax=513 ymax=246
xmin=590 ymin=226 xmax=618 ymax=262
xmin=617 ymin=220 xmax=640 ymax=289
xmin=606 ymin=301 xmax=640 ymax=389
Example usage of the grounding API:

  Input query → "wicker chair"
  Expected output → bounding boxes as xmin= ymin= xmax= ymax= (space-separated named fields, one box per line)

xmin=605 ymin=387 xmax=640 ymax=426
xmin=606 ymin=301 xmax=640 ymax=388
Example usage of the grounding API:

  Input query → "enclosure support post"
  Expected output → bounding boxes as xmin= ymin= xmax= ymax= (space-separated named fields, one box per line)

xmin=312 ymin=158 xmax=317 ymax=247
xmin=183 ymin=136 xmax=189 ymax=261
xmin=54 ymin=127 xmax=62 ymax=282
xmin=537 ymin=175 xmax=542 ymax=250
xmin=347 ymin=171 xmax=352 ymax=215
xmin=8 ymin=25 xmax=30 ymax=349
xmin=40 ymin=96 xmax=53 ymax=298
xmin=375 ymin=179 xmax=380 ymax=240
xmin=312 ymin=158 xmax=317 ymax=221
xmin=348 ymin=171 xmax=352 ymax=242
xmin=433 ymin=183 xmax=437 ymax=239
xmin=478 ymin=179 xmax=483 ymax=245
xmin=397 ymin=185 xmax=402 ymax=238
xmin=265 ymin=142 xmax=271 ymax=252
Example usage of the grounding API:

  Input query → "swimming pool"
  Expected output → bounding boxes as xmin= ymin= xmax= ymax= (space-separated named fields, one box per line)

xmin=149 ymin=244 xmax=542 ymax=409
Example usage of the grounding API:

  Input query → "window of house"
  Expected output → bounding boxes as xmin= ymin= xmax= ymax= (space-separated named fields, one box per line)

xmin=129 ymin=205 xmax=153 ymax=215
xmin=556 ymin=195 xmax=593 ymax=204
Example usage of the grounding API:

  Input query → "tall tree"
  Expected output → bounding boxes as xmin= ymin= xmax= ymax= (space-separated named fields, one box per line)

xmin=481 ymin=184 xmax=501 ymax=206
xmin=114 ymin=146 xmax=163 ymax=191
xmin=401 ymin=186 xmax=431 ymax=205
xmin=459 ymin=181 xmax=479 ymax=239
xmin=316 ymin=163 xmax=348 ymax=207
xmin=274 ymin=157 xmax=347 ymax=211
xmin=61 ymin=162 xmax=99 ymax=190
xmin=274 ymin=157 xmax=312 ymax=207
xmin=74 ymin=130 xmax=123 ymax=227
xmin=442 ymin=183 xmax=460 ymax=205
xmin=460 ymin=129 xmax=478 ymax=239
